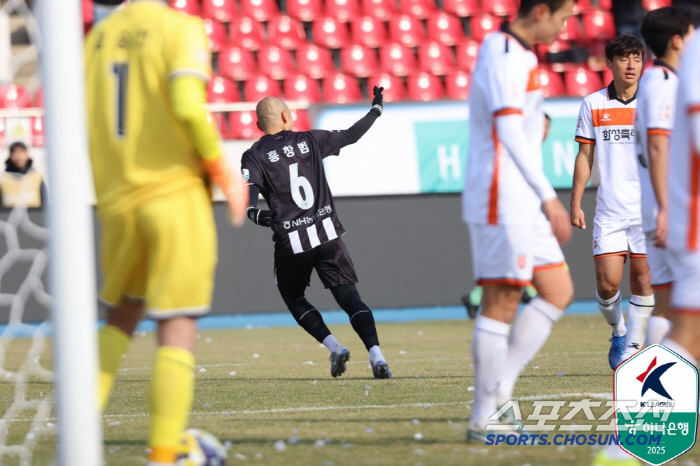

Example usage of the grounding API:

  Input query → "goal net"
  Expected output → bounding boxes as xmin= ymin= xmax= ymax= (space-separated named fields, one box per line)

xmin=0 ymin=0 xmax=101 ymax=465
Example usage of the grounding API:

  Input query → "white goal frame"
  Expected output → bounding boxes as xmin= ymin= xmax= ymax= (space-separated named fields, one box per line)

xmin=37 ymin=1 xmax=103 ymax=465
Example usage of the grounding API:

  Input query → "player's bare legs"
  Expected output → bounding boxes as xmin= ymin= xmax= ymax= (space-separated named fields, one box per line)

xmin=621 ymin=256 xmax=654 ymax=361
xmin=496 ymin=266 xmax=573 ymax=407
xmin=98 ymin=298 xmax=145 ymax=410
xmin=470 ymin=284 xmax=521 ymax=432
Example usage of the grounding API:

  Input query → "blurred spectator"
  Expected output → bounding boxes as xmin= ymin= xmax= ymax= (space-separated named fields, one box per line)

xmin=673 ymin=0 xmax=700 ymax=18
xmin=0 ymin=141 xmax=46 ymax=208
xmin=612 ymin=0 xmax=647 ymax=40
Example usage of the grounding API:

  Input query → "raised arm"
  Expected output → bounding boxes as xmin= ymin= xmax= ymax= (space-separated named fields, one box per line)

xmin=338 ymin=86 xmax=384 ymax=147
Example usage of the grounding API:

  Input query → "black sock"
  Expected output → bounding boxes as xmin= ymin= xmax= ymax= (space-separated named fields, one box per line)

xmin=284 ymin=296 xmax=331 ymax=344
xmin=331 ymin=284 xmax=380 ymax=351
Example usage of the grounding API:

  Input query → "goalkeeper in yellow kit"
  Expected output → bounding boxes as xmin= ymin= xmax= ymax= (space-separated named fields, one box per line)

xmin=85 ymin=1 xmax=247 ymax=464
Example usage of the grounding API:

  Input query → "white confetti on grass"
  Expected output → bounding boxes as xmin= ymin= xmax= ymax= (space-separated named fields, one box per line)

xmin=230 ymin=371 xmax=236 ymax=376
xmin=414 ymin=433 xmax=424 ymax=441
xmin=414 ymin=449 xmax=425 ymax=456
xmin=412 ymin=419 xmax=420 ymax=425
xmin=364 ymin=427 xmax=374 ymax=433
xmin=304 ymin=361 xmax=314 ymax=365
xmin=273 ymin=440 xmax=286 ymax=451
xmin=234 ymin=453 xmax=247 ymax=460
xmin=199 ymin=367 xmax=207 ymax=373
xmin=253 ymin=354 xmax=260 ymax=359
xmin=314 ymin=439 xmax=326 ymax=447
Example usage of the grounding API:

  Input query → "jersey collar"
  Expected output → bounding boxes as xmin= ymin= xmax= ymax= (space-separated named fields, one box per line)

xmin=653 ymin=58 xmax=676 ymax=75
xmin=500 ymin=23 xmax=531 ymax=52
xmin=606 ymin=81 xmax=637 ymax=105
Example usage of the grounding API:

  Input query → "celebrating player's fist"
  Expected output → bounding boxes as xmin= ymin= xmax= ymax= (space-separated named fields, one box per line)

xmin=371 ymin=86 xmax=384 ymax=116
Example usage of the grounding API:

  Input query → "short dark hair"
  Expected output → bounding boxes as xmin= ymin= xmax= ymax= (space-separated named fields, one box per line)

xmin=8 ymin=141 xmax=27 ymax=155
xmin=641 ymin=7 xmax=695 ymax=59
xmin=518 ymin=0 xmax=568 ymax=16
xmin=605 ymin=34 xmax=645 ymax=61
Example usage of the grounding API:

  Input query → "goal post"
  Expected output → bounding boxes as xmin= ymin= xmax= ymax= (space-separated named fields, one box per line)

xmin=37 ymin=0 xmax=103 ymax=465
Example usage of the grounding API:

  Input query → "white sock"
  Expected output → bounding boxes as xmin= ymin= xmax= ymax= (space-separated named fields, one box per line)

xmin=661 ymin=338 xmax=698 ymax=365
xmin=369 ymin=345 xmax=385 ymax=364
xmin=322 ymin=335 xmax=340 ymax=353
xmin=597 ymin=290 xmax=626 ymax=336
xmin=622 ymin=295 xmax=654 ymax=358
xmin=471 ymin=315 xmax=510 ymax=429
xmin=644 ymin=316 xmax=672 ymax=347
xmin=498 ymin=297 xmax=563 ymax=404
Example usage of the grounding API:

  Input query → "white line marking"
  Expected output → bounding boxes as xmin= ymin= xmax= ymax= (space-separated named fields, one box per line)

xmin=3 ymin=392 xmax=612 ymax=423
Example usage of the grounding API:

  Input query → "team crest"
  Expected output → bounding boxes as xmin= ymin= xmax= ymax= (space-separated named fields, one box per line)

xmin=593 ymin=238 xmax=598 ymax=249
xmin=517 ymin=254 xmax=527 ymax=269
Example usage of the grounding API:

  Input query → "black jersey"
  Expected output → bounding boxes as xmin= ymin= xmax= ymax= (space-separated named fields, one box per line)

xmin=241 ymin=130 xmax=346 ymax=256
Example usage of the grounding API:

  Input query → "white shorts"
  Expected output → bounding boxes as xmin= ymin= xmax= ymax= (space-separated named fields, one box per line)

xmin=645 ymin=237 xmax=674 ymax=289
xmin=468 ymin=213 xmax=565 ymax=287
xmin=592 ymin=217 xmax=647 ymax=259
xmin=669 ymin=247 xmax=700 ymax=311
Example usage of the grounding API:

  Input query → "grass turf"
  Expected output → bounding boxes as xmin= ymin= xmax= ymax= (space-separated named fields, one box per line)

xmin=1 ymin=314 xmax=699 ymax=465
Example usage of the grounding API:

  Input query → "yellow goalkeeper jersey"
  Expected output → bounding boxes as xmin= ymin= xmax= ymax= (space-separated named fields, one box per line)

xmin=85 ymin=0 xmax=212 ymax=219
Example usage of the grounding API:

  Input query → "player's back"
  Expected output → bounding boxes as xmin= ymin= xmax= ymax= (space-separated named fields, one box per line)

xmin=241 ymin=130 xmax=346 ymax=256
xmin=669 ymin=33 xmax=700 ymax=250
xmin=463 ymin=27 xmax=543 ymax=225
xmin=635 ymin=63 xmax=678 ymax=233
xmin=85 ymin=1 xmax=211 ymax=219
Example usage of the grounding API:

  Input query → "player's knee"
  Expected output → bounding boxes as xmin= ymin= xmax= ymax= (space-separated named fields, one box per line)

xmin=596 ymin=279 xmax=619 ymax=299
xmin=630 ymin=267 xmax=652 ymax=290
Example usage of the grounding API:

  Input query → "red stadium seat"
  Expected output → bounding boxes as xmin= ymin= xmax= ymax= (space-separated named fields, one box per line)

xmin=296 ymin=43 xmax=336 ymax=78
xmin=203 ymin=18 xmax=227 ymax=52
xmin=573 ymin=0 xmax=596 ymax=14
xmin=368 ymin=73 xmax=406 ymax=102
xmin=268 ymin=15 xmax=306 ymax=50
xmin=257 ymin=45 xmax=295 ymax=80
xmin=207 ymin=75 xmax=241 ymax=103
xmin=312 ymin=17 xmax=350 ymax=49
xmin=34 ymin=87 xmax=43 ymax=108
xmin=426 ymin=12 xmax=464 ymax=46
xmin=417 ymin=42 xmax=456 ymax=76
xmin=283 ymin=74 xmax=322 ymax=103
xmin=582 ymin=10 xmax=616 ymax=41
xmin=481 ymin=0 xmax=516 ymax=16
xmin=326 ymin=0 xmax=361 ymax=23
xmin=170 ymin=0 xmax=202 ymax=16
xmin=442 ymin=0 xmax=480 ymax=17
xmin=388 ymin=15 xmax=425 ymax=48
xmin=31 ymin=117 xmax=44 ymax=147
xmin=559 ymin=16 xmax=582 ymax=42
xmin=455 ymin=39 xmax=479 ymax=72
xmin=469 ymin=13 xmax=501 ymax=42
xmin=379 ymin=43 xmax=418 ymax=76
xmin=599 ymin=0 xmax=612 ymax=9
xmin=244 ymin=75 xmax=283 ymax=101
xmin=0 ymin=84 xmax=31 ymax=109
xmin=219 ymin=46 xmax=257 ymax=81
xmin=350 ymin=16 xmax=388 ymax=49
xmin=229 ymin=111 xmax=264 ymax=139
xmin=406 ymin=72 xmax=444 ymax=101
xmin=83 ymin=0 xmax=93 ymax=32
xmin=361 ymin=0 xmax=398 ymax=22
xmin=241 ymin=0 xmax=279 ymax=21
xmin=287 ymin=0 xmax=323 ymax=21
xmin=445 ymin=70 xmax=470 ymax=100
xmin=322 ymin=73 xmax=362 ymax=103
xmin=291 ymin=109 xmax=312 ymax=131
xmin=340 ymin=44 xmax=379 ymax=77
xmin=230 ymin=16 xmax=265 ymax=51
xmin=643 ymin=0 xmax=671 ymax=11
xmin=399 ymin=0 xmax=437 ymax=19
xmin=537 ymin=65 xmax=565 ymax=98
xmin=564 ymin=66 xmax=603 ymax=97
xmin=536 ymin=39 xmax=571 ymax=63
xmin=203 ymin=0 xmax=236 ymax=22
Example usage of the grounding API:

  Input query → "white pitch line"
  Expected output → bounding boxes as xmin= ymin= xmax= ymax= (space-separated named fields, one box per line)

xmin=3 ymin=392 xmax=612 ymax=423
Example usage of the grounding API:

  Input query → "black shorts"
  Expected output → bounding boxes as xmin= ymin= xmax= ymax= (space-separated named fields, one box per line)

xmin=274 ymin=238 xmax=358 ymax=298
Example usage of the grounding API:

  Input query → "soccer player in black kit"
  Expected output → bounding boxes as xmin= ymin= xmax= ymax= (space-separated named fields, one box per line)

xmin=241 ymin=87 xmax=391 ymax=379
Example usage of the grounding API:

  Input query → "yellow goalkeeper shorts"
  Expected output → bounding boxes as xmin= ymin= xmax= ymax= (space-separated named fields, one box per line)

xmin=99 ymin=184 xmax=217 ymax=319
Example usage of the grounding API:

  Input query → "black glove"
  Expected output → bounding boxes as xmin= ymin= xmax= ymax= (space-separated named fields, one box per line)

xmin=247 ymin=207 xmax=272 ymax=227
xmin=370 ymin=86 xmax=384 ymax=116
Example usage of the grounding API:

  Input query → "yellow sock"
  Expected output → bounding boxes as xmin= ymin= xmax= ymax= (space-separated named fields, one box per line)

xmin=98 ymin=325 xmax=130 ymax=411
xmin=148 ymin=346 xmax=195 ymax=464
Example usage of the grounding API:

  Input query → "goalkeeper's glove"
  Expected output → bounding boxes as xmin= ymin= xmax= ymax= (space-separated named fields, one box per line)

xmin=247 ymin=207 xmax=273 ymax=227
xmin=370 ymin=86 xmax=384 ymax=116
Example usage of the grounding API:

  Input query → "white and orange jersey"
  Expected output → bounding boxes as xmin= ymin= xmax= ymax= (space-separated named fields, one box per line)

xmin=669 ymin=33 xmax=700 ymax=251
xmin=634 ymin=60 xmax=678 ymax=233
xmin=575 ymin=83 xmax=640 ymax=221
xmin=462 ymin=24 xmax=546 ymax=224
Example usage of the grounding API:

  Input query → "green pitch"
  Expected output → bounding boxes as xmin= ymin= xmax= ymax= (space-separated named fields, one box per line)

xmin=3 ymin=314 xmax=700 ymax=466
